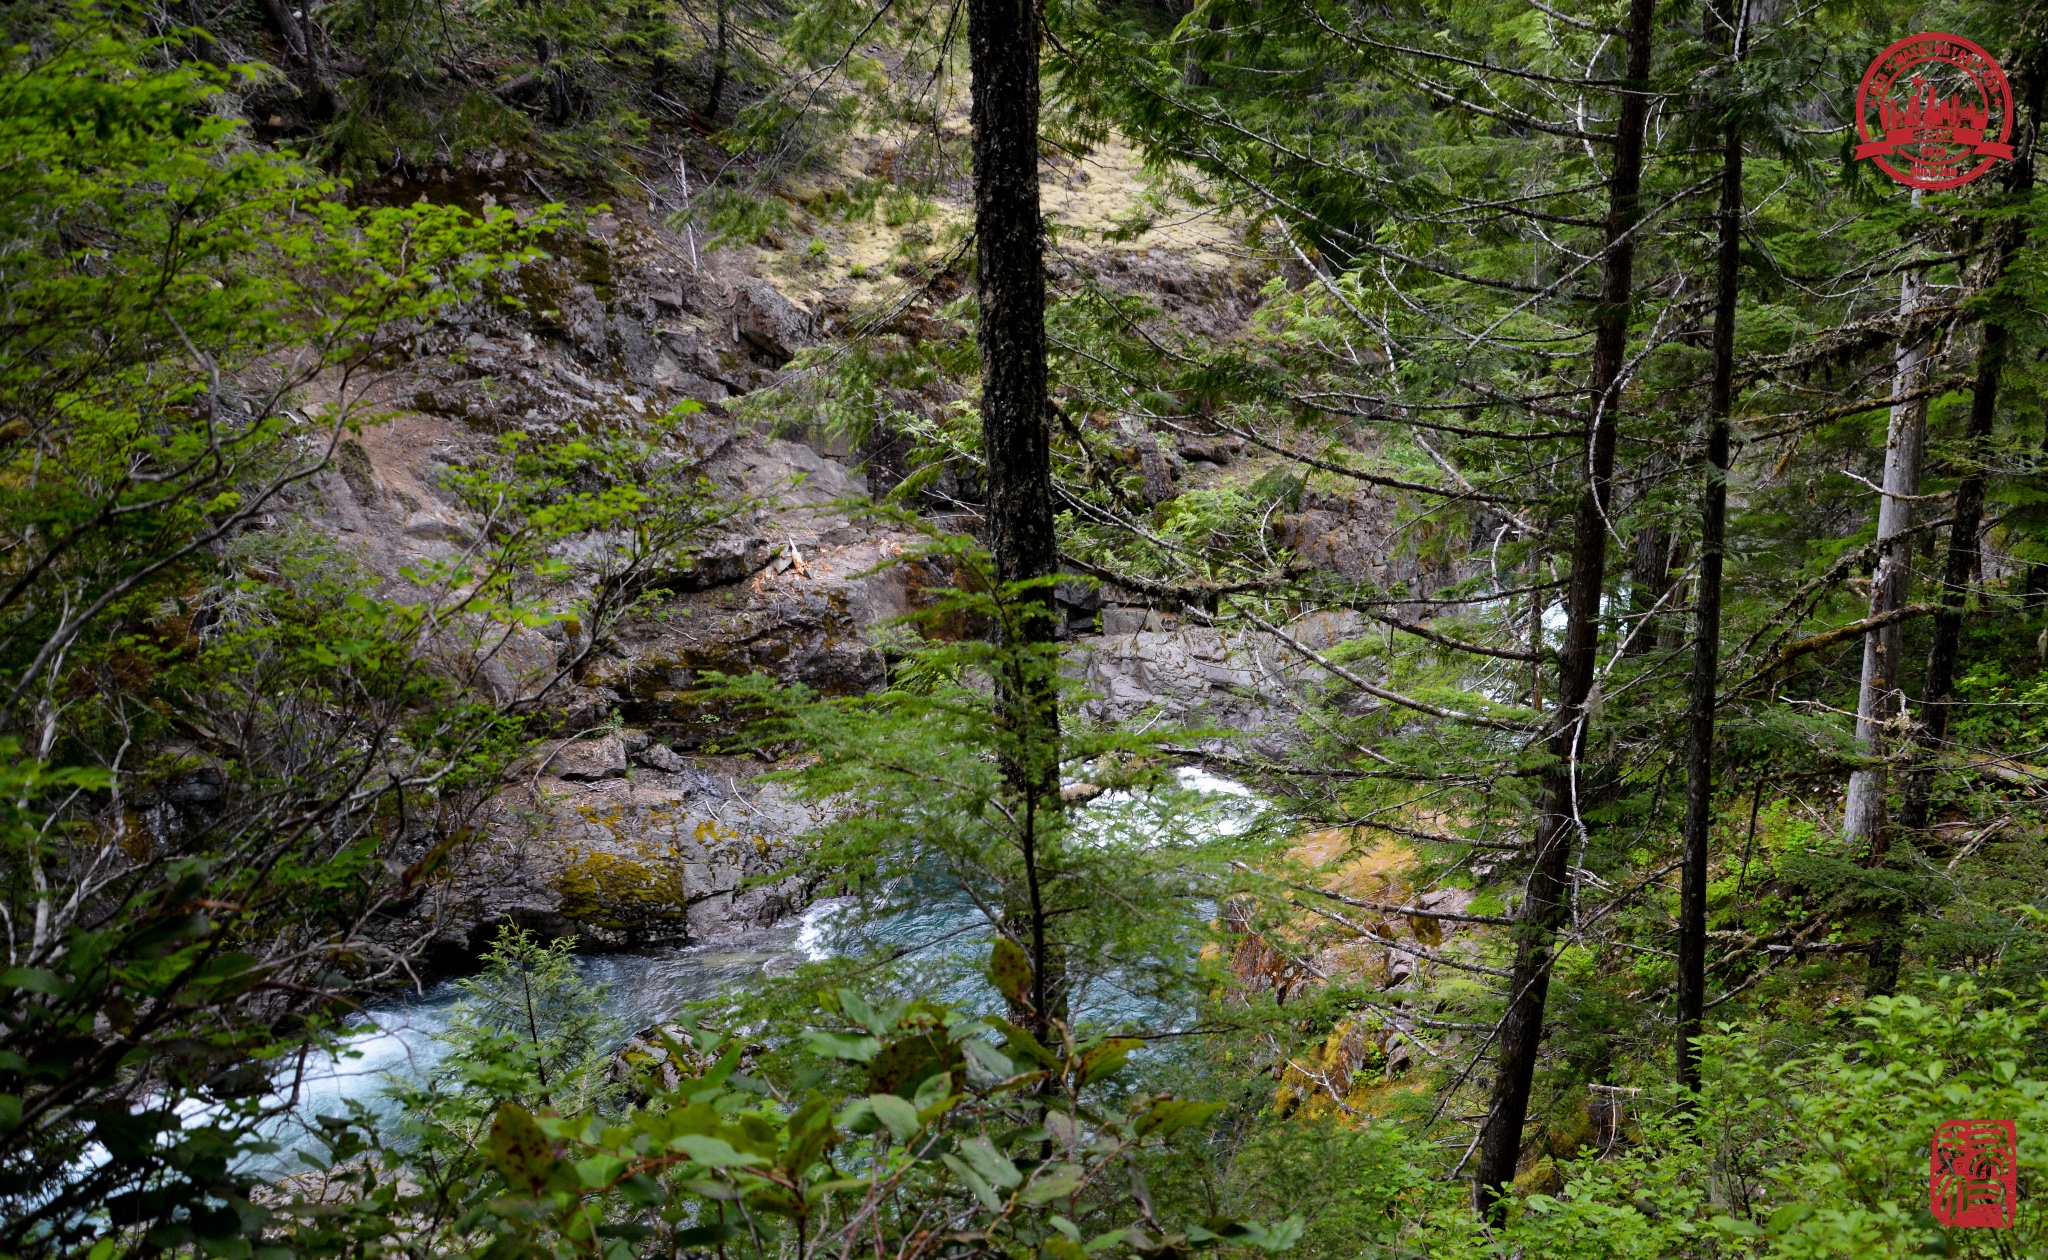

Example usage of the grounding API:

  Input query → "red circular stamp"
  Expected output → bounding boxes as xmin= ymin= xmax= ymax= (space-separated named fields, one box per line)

xmin=1855 ymin=33 xmax=2013 ymax=190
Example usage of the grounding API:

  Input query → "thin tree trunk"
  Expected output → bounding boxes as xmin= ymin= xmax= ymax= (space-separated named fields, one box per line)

xmin=1182 ymin=1 xmax=1221 ymax=86
xmin=1676 ymin=101 xmax=1744 ymax=1094
xmin=705 ymin=0 xmax=730 ymax=122
xmin=969 ymin=0 xmax=1063 ymax=1027
xmin=258 ymin=0 xmax=335 ymax=118
xmin=2032 ymin=416 xmax=2048 ymax=601
xmin=1528 ymin=561 xmax=1546 ymax=713
xmin=1842 ymin=191 xmax=1931 ymax=846
xmin=1474 ymin=0 xmax=1655 ymax=1216
xmin=259 ymin=0 xmax=313 ymax=65
xmin=1879 ymin=71 xmax=2040 ymax=995
xmin=1867 ymin=322 xmax=1994 ymax=995
xmin=1621 ymin=506 xmax=1669 ymax=658
xmin=183 ymin=0 xmax=228 ymax=65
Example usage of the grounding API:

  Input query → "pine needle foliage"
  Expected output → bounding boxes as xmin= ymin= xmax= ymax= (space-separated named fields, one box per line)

xmin=706 ymin=546 xmax=1284 ymax=1026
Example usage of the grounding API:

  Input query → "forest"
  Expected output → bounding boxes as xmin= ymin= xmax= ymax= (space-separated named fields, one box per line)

xmin=2 ymin=0 xmax=2046 ymax=1254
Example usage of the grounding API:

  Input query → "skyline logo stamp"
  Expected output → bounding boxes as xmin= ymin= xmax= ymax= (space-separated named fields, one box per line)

xmin=1855 ymin=33 xmax=2012 ymax=190
xmin=1929 ymin=1118 xmax=2018 ymax=1228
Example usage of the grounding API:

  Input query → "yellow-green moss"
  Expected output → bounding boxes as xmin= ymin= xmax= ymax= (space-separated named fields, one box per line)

xmin=554 ymin=846 xmax=692 ymax=934
xmin=1513 ymin=1155 xmax=1564 ymax=1197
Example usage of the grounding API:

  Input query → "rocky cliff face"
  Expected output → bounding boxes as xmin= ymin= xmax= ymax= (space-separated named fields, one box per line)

xmin=297 ymin=169 xmax=1457 ymax=966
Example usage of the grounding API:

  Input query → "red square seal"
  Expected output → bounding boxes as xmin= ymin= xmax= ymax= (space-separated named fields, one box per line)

xmin=1929 ymin=1119 xmax=2017 ymax=1228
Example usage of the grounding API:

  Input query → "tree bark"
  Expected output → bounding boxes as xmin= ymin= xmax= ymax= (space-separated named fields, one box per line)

xmin=1474 ymin=0 xmax=1655 ymax=1216
xmin=972 ymin=0 xmax=1054 ymax=602
xmin=970 ymin=0 xmax=1063 ymax=1028
xmin=1621 ymin=504 xmax=1669 ymax=658
xmin=1182 ymin=1 xmax=1221 ymax=87
xmin=1842 ymin=192 xmax=1932 ymax=847
xmin=1879 ymin=70 xmax=2041 ymax=995
xmin=705 ymin=0 xmax=731 ymax=122
xmin=1676 ymin=107 xmax=1743 ymax=1094
xmin=259 ymin=0 xmax=312 ymax=65
xmin=181 ymin=0 xmax=228 ymax=65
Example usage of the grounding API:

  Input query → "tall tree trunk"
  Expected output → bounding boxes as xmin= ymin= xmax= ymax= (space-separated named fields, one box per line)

xmin=1879 ymin=70 xmax=2041 ymax=995
xmin=972 ymin=0 xmax=1054 ymax=600
xmin=705 ymin=0 xmax=730 ymax=122
xmin=1842 ymin=192 xmax=1932 ymax=846
xmin=1182 ymin=0 xmax=1221 ymax=86
xmin=2032 ymin=416 xmax=2048 ymax=601
xmin=259 ymin=0 xmax=313 ymax=66
xmin=182 ymin=0 xmax=228 ymax=65
xmin=969 ymin=0 xmax=1062 ymax=1028
xmin=1676 ymin=66 xmax=1745 ymax=1093
xmin=1621 ymin=494 xmax=1669 ymax=658
xmin=1474 ymin=0 xmax=1655 ymax=1216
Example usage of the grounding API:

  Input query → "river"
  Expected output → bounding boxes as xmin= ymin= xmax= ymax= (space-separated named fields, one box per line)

xmin=254 ymin=769 xmax=1262 ymax=1170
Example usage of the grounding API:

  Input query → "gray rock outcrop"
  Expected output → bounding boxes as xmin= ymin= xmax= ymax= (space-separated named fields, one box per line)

xmin=286 ymin=198 xmax=1441 ymax=969
xmin=1069 ymin=609 xmax=1364 ymax=751
xmin=733 ymin=277 xmax=816 ymax=364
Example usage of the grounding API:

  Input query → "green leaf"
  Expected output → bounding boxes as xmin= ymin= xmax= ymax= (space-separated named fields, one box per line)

xmin=868 ymin=1093 xmax=921 ymax=1142
xmin=941 ymin=1153 xmax=1004 ymax=1212
xmin=782 ymin=1092 xmax=840 ymax=1173
xmin=963 ymin=1038 xmax=1014 ymax=1080
xmin=1239 ymin=1217 xmax=1304 ymax=1252
xmin=699 ymin=1042 xmax=745 ymax=1090
xmin=194 ymin=952 xmax=262 ymax=997
xmin=1712 ymin=1214 xmax=1764 ymax=1238
xmin=1134 ymin=1098 xmax=1222 ymax=1138
xmin=678 ymin=1178 xmax=742 ymax=1201
xmin=835 ymin=1098 xmax=878 ymax=1134
xmin=986 ymin=1017 xmax=1061 ymax=1068
xmin=867 ymin=1029 xmax=962 ymax=1096
xmin=670 ymin=1134 xmax=766 ymax=1167
xmin=575 ymin=1154 xmax=626 ymax=1188
xmin=486 ymin=1103 xmax=557 ymax=1194
xmin=807 ymin=1177 xmax=870 ymax=1203
xmin=616 ymin=1173 xmax=667 ymax=1207
xmin=1020 ymin=1163 xmax=1087 ymax=1204
xmin=747 ymin=1187 xmax=805 ymax=1218
xmin=803 ymin=1030 xmax=881 ymax=1062
xmin=1077 ymin=1037 xmax=1144 ymax=1085
xmin=0 ymin=968 xmax=64 ymax=995
xmin=957 ymin=1134 xmax=1022 ymax=1189
xmin=988 ymin=937 xmax=1034 ymax=1009
xmin=837 ymin=989 xmax=893 ymax=1037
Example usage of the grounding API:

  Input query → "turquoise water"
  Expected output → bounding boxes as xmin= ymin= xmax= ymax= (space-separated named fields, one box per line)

xmin=254 ymin=770 xmax=1263 ymax=1168
xmin=252 ymin=900 xmax=848 ymax=1169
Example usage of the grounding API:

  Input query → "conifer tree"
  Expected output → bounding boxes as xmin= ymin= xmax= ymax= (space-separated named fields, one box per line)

xmin=1676 ymin=0 xmax=1750 ymax=1097
xmin=1052 ymin=0 xmax=2046 ymax=1214
xmin=970 ymin=0 xmax=1064 ymax=1023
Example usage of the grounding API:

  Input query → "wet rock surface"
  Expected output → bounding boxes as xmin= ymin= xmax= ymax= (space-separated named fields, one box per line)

xmin=403 ymin=756 xmax=823 ymax=963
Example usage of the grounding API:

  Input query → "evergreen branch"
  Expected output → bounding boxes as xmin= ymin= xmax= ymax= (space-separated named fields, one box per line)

xmin=1232 ymin=605 xmax=1542 ymax=733
xmin=1283 ymin=879 xmax=1517 ymax=925
xmin=1737 ymin=375 xmax=1972 ymax=441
